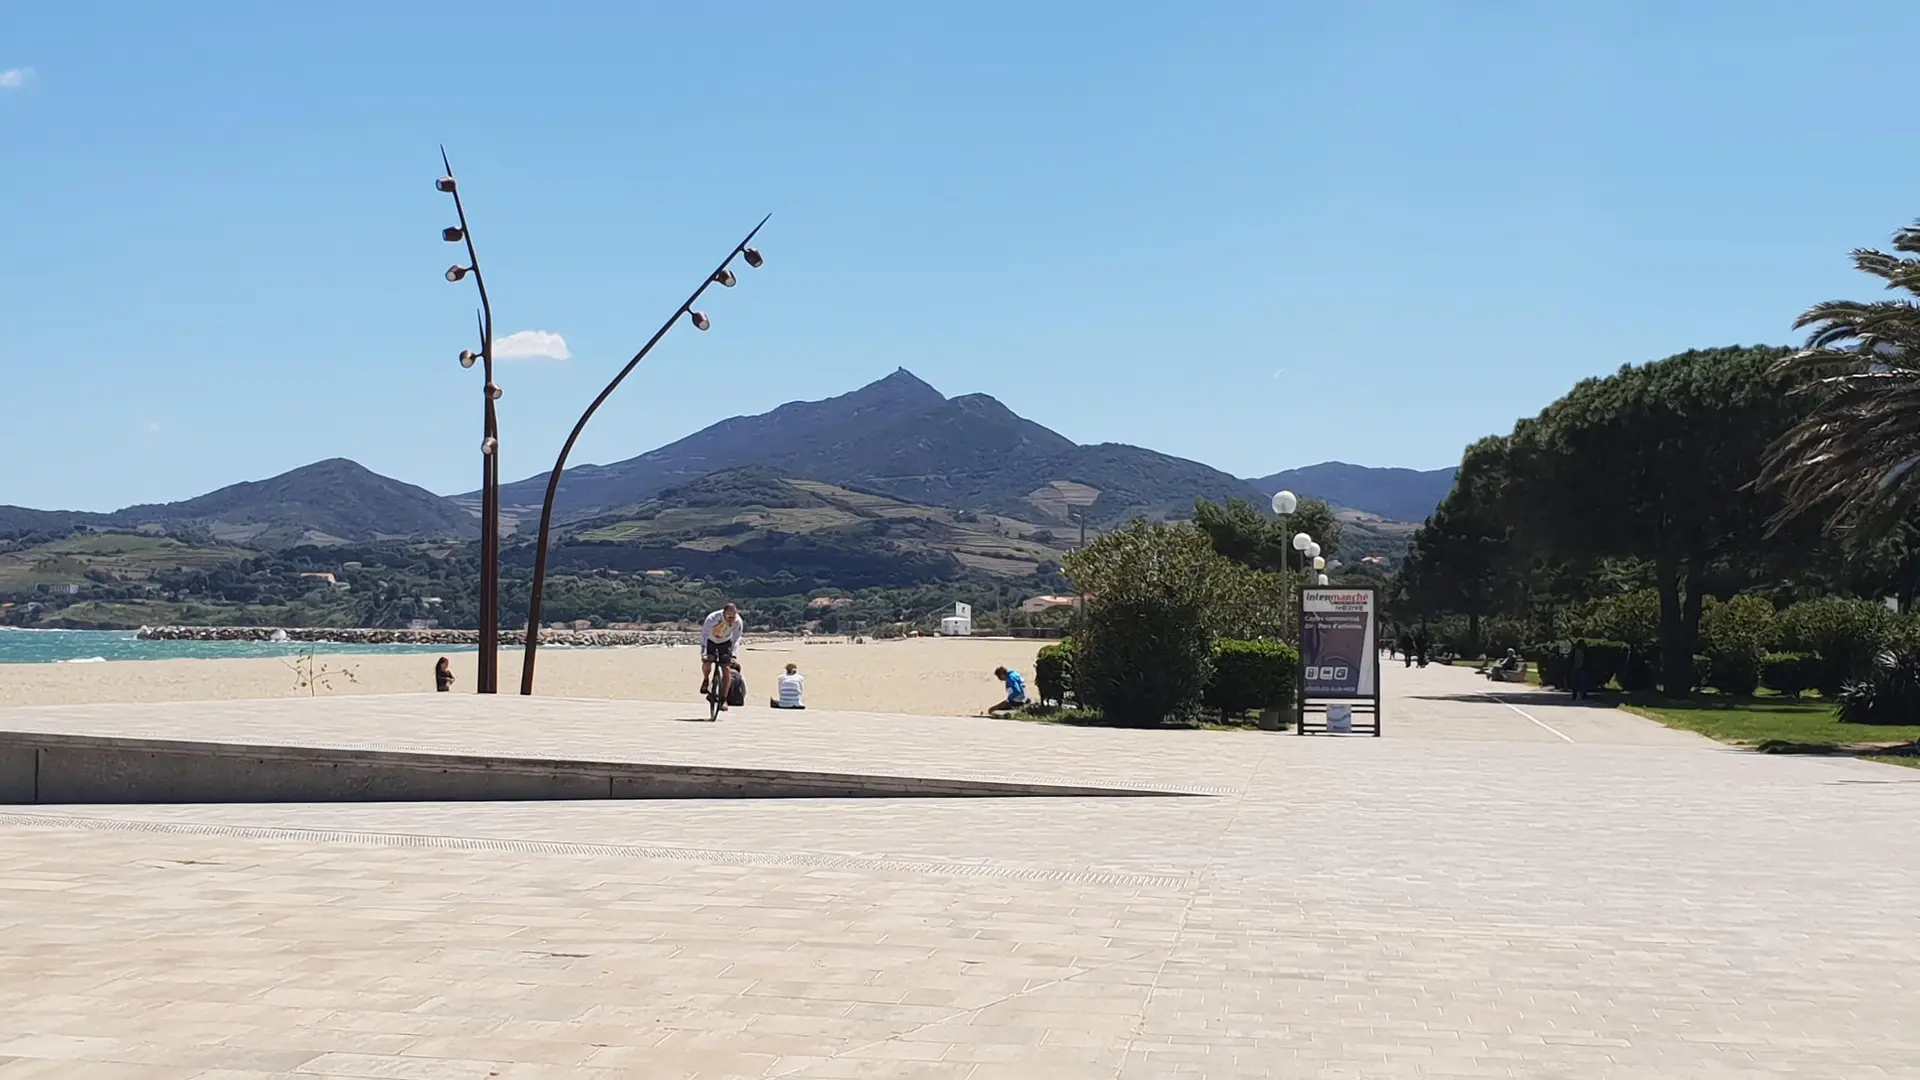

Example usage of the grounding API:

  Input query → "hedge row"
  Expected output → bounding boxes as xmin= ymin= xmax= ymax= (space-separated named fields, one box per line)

xmin=1760 ymin=651 xmax=1817 ymax=698
xmin=1525 ymin=639 xmax=1633 ymax=690
xmin=1523 ymin=642 xmax=1832 ymax=698
xmin=1202 ymin=639 xmax=1300 ymax=721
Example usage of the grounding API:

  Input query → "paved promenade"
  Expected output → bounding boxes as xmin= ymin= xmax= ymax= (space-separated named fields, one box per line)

xmin=3 ymin=664 xmax=1918 ymax=1077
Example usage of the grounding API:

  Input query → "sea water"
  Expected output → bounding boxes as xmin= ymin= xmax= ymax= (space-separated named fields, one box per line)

xmin=0 ymin=629 xmax=475 ymax=665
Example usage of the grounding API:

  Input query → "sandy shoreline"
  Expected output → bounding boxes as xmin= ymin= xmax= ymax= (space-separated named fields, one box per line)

xmin=0 ymin=637 xmax=1048 ymax=716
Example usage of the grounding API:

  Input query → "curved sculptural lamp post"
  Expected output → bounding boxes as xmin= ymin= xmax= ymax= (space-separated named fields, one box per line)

xmin=518 ymin=215 xmax=771 ymax=695
xmin=437 ymin=148 xmax=504 ymax=693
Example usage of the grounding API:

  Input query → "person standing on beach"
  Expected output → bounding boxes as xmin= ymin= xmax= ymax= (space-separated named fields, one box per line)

xmin=699 ymin=603 xmax=744 ymax=711
xmin=434 ymin=656 xmax=455 ymax=692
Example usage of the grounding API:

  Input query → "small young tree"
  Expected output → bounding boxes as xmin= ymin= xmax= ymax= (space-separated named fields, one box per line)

xmin=1065 ymin=520 xmax=1229 ymax=727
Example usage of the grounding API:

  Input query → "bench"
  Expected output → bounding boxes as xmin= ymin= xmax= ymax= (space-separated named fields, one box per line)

xmin=1486 ymin=662 xmax=1531 ymax=684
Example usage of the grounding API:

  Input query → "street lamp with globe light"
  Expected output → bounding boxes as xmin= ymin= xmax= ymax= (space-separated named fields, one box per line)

xmin=1270 ymin=491 xmax=1298 ymax=635
xmin=1291 ymin=531 xmax=1314 ymax=639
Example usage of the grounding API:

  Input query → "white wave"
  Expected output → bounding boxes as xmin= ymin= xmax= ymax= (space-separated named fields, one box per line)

xmin=56 ymin=656 xmax=109 ymax=664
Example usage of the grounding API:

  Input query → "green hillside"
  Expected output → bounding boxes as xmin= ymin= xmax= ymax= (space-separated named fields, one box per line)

xmin=1333 ymin=509 xmax=1420 ymax=567
xmin=0 ymin=533 xmax=245 ymax=592
xmin=568 ymin=467 xmax=1071 ymax=579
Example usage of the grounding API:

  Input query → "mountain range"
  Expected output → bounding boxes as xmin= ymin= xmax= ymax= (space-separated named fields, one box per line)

xmin=0 ymin=459 xmax=476 ymax=546
xmin=1251 ymin=462 xmax=1457 ymax=526
xmin=480 ymin=369 xmax=1263 ymax=529
xmin=2 ymin=370 xmax=1456 ymax=550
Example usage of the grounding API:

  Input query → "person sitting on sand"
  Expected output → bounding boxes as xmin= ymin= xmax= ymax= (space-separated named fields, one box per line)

xmin=723 ymin=660 xmax=747 ymax=708
xmin=434 ymin=656 xmax=454 ymax=693
xmin=771 ymin=662 xmax=806 ymax=709
xmin=986 ymin=666 xmax=1028 ymax=715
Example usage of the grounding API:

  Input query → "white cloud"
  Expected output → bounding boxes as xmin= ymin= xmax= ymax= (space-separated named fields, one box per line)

xmin=492 ymin=330 xmax=571 ymax=361
xmin=0 ymin=68 xmax=33 ymax=90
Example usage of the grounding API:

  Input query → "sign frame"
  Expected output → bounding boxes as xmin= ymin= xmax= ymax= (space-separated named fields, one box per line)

xmin=1295 ymin=585 xmax=1383 ymax=737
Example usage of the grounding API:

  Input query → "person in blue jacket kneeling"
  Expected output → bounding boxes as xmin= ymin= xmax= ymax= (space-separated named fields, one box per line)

xmin=986 ymin=666 xmax=1028 ymax=715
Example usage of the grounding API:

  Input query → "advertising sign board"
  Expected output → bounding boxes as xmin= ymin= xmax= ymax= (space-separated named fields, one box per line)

xmin=1300 ymin=588 xmax=1377 ymax=699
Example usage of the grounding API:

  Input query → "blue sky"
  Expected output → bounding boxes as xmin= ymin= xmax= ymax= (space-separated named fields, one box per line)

xmin=3 ymin=1 xmax=1917 ymax=511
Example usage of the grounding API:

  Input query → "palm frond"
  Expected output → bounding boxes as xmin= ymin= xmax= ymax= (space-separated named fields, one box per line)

xmin=1766 ymin=228 xmax=1920 ymax=536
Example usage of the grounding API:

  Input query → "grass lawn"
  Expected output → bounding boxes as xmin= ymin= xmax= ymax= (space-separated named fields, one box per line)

xmin=1623 ymin=695 xmax=1920 ymax=769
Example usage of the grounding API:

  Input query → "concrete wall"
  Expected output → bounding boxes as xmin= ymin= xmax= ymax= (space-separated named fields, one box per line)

xmin=0 ymin=732 xmax=1177 ymax=804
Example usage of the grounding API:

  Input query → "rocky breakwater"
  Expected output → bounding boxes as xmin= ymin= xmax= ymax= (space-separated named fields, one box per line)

xmin=137 ymin=626 xmax=699 ymax=647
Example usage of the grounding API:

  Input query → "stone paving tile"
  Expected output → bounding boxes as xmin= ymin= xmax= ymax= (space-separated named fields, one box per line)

xmin=4 ymin=665 xmax=1920 ymax=1076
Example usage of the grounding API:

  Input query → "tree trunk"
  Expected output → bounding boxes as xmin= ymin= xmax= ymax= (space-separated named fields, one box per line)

xmin=1656 ymin=554 xmax=1691 ymax=695
xmin=1682 ymin=554 xmax=1707 ymax=664
xmin=1467 ymin=609 xmax=1482 ymax=659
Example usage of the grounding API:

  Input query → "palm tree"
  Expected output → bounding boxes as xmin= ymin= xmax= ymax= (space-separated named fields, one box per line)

xmin=1762 ymin=221 xmax=1920 ymax=537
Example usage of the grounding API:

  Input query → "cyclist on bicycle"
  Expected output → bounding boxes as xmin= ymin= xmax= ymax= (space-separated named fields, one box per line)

xmin=699 ymin=603 xmax=744 ymax=710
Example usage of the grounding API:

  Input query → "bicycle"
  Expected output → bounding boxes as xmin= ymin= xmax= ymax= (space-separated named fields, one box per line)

xmin=702 ymin=646 xmax=736 ymax=722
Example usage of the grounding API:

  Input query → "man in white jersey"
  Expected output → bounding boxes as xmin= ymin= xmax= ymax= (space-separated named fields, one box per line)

xmin=700 ymin=603 xmax=744 ymax=711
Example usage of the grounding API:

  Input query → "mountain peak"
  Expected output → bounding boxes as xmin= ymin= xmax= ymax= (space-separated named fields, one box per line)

xmin=852 ymin=367 xmax=945 ymax=405
xmin=881 ymin=365 xmax=931 ymax=384
xmin=288 ymin=458 xmax=374 ymax=479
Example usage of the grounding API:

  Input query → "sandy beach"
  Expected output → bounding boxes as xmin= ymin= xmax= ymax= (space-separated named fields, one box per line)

xmin=0 ymin=637 xmax=1049 ymax=715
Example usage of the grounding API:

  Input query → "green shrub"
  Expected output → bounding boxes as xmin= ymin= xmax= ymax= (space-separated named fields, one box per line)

xmin=1034 ymin=640 xmax=1075 ymax=705
xmin=1430 ymin=615 xmax=1476 ymax=659
xmin=1526 ymin=639 xmax=1626 ymax=689
xmin=1577 ymin=640 xmax=1629 ymax=688
xmin=1526 ymin=643 xmax=1569 ymax=688
xmin=1065 ymin=521 xmax=1224 ymax=727
xmin=1204 ymin=639 xmax=1299 ymax=721
xmin=1618 ymin=647 xmax=1658 ymax=692
xmin=1707 ymin=652 xmax=1762 ymax=696
xmin=1834 ymin=647 xmax=1920 ymax=725
xmin=1760 ymin=652 xmax=1817 ymax=699
xmin=1076 ymin=595 xmax=1213 ymax=726
xmin=1700 ymin=594 xmax=1776 ymax=697
xmin=1692 ymin=654 xmax=1712 ymax=692
xmin=1583 ymin=589 xmax=1660 ymax=654
xmin=1780 ymin=598 xmax=1896 ymax=697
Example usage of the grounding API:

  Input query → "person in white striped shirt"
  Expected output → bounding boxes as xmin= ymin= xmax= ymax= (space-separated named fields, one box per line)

xmin=770 ymin=662 xmax=805 ymax=709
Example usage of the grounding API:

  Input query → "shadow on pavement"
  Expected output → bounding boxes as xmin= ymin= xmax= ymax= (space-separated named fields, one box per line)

xmin=1407 ymin=692 xmax=1624 ymax=709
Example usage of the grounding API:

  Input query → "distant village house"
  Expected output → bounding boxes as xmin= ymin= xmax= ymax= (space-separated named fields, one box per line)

xmin=1020 ymin=595 xmax=1081 ymax=614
